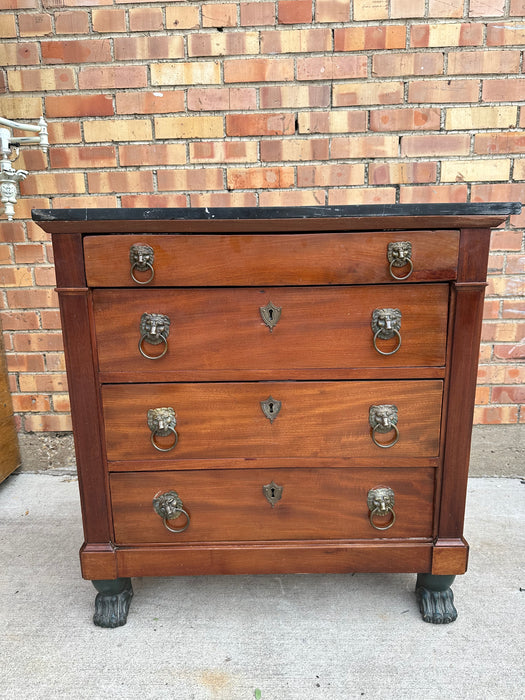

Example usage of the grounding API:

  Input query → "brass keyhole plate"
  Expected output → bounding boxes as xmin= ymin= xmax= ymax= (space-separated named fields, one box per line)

xmin=260 ymin=301 xmax=281 ymax=331
xmin=263 ymin=481 xmax=283 ymax=507
xmin=260 ymin=396 xmax=282 ymax=423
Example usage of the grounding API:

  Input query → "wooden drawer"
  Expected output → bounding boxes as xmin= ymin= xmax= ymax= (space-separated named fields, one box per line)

xmin=102 ymin=380 xmax=443 ymax=462
xmin=110 ymin=467 xmax=436 ymax=544
xmin=84 ymin=231 xmax=459 ymax=287
xmin=93 ymin=284 xmax=449 ymax=380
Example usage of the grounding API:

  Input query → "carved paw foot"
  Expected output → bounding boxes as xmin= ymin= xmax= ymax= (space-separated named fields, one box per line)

xmin=416 ymin=585 xmax=457 ymax=624
xmin=416 ymin=574 xmax=457 ymax=624
xmin=92 ymin=578 xmax=133 ymax=628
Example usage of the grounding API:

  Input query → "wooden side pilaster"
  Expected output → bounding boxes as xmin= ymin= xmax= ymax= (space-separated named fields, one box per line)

xmin=52 ymin=233 xmax=116 ymax=578
xmin=437 ymin=228 xmax=492 ymax=544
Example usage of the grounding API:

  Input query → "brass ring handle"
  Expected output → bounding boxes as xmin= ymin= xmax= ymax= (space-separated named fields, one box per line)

xmin=139 ymin=333 xmax=168 ymax=360
xmin=369 ymin=506 xmax=396 ymax=530
xmin=371 ymin=423 xmax=399 ymax=449
xmin=373 ymin=327 xmax=402 ymax=356
xmin=150 ymin=426 xmax=178 ymax=452
xmin=162 ymin=508 xmax=190 ymax=533
xmin=130 ymin=260 xmax=154 ymax=285
xmin=389 ymin=257 xmax=413 ymax=281
xmin=153 ymin=490 xmax=190 ymax=533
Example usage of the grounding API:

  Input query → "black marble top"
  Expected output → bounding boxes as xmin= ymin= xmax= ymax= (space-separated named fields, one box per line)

xmin=32 ymin=202 xmax=521 ymax=223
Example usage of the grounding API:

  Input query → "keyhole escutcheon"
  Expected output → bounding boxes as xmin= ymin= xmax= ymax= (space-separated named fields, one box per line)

xmin=260 ymin=301 xmax=282 ymax=332
xmin=263 ymin=481 xmax=283 ymax=507
xmin=260 ymin=396 xmax=282 ymax=423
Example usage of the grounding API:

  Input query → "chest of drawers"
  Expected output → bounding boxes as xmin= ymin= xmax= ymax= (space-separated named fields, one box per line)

xmin=33 ymin=203 xmax=520 ymax=627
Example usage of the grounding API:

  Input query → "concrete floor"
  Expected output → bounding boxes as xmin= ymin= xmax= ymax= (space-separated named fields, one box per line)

xmin=1 ymin=473 xmax=524 ymax=699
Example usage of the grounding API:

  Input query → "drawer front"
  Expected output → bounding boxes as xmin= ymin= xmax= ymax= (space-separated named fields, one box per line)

xmin=84 ymin=231 xmax=459 ymax=287
xmin=110 ymin=467 xmax=435 ymax=544
xmin=102 ymin=380 xmax=443 ymax=462
xmin=94 ymin=284 xmax=449 ymax=377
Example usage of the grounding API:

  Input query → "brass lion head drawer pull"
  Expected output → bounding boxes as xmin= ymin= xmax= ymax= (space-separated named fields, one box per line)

xmin=153 ymin=490 xmax=190 ymax=533
xmin=369 ymin=404 xmax=399 ymax=448
xmin=147 ymin=407 xmax=178 ymax=452
xmin=130 ymin=243 xmax=155 ymax=285
xmin=387 ymin=241 xmax=413 ymax=280
xmin=367 ymin=487 xmax=396 ymax=530
xmin=139 ymin=313 xmax=170 ymax=360
xmin=371 ymin=308 xmax=402 ymax=356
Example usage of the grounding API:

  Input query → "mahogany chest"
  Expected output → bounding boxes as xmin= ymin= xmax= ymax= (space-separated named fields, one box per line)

xmin=33 ymin=203 xmax=520 ymax=626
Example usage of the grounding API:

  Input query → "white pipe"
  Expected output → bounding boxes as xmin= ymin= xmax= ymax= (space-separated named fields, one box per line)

xmin=9 ymin=136 xmax=42 ymax=144
xmin=0 ymin=116 xmax=42 ymax=132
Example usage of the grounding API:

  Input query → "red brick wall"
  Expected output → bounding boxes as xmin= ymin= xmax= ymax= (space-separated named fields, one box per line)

xmin=0 ymin=0 xmax=523 ymax=433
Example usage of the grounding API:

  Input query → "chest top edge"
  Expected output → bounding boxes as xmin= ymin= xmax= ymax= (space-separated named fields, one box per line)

xmin=32 ymin=203 xmax=520 ymax=235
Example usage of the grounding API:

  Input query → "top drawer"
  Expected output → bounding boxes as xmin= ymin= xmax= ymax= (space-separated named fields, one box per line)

xmin=83 ymin=231 xmax=459 ymax=287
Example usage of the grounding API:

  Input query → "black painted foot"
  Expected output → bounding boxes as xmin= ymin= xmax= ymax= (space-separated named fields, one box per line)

xmin=416 ymin=574 xmax=457 ymax=624
xmin=92 ymin=578 xmax=133 ymax=628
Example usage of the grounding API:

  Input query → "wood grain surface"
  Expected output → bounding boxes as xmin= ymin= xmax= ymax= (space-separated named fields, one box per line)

xmin=93 ymin=284 xmax=449 ymax=379
xmin=84 ymin=231 xmax=459 ymax=287
xmin=114 ymin=541 xmax=433 ymax=577
xmin=101 ymin=380 xmax=443 ymax=462
xmin=110 ymin=467 xmax=435 ymax=544
xmin=0 ymin=330 xmax=20 ymax=482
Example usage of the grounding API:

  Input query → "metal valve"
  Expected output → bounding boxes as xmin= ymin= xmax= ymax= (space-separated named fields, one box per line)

xmin=0 ymin=116 xmax=48 ymax=221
